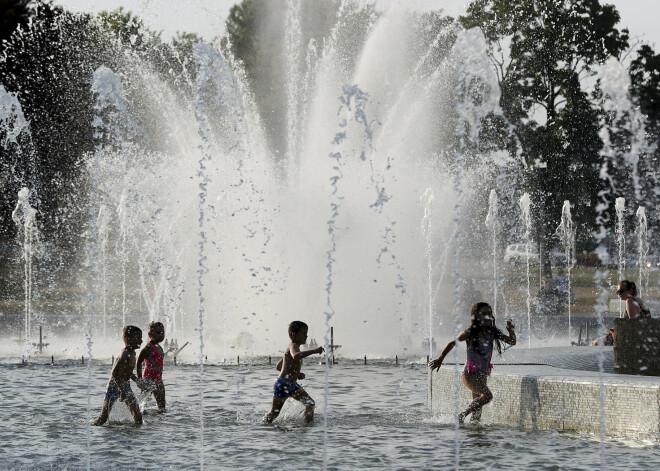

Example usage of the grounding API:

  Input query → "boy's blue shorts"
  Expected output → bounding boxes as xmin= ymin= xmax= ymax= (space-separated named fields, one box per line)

xmin=273 ymin=377 xmax=302 ymax=399
xmin=104 ymin=380 xmax=132 ymax=404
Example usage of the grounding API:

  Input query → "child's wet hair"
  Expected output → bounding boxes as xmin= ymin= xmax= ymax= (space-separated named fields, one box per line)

xmin=123 ymin=325 xmax=142 ymax=339
xmin=149 ymin=321 xmax=164 ymax=333
xmin=470 ymin=302 xmax=490 ymax=321
xmin=468 ymin=302 xmax=504 ymax=356
xmin=289 ymin=320 xmax=308 ymax=335
xmin=619 ymin=280 xmax=637 ymax=296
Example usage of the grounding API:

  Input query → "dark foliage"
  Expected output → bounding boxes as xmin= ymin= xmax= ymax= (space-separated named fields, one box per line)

xmin=0 ymin=0 xmax=31 ymax=43
xmin=461 ymin=0 xmax=630 ymax=274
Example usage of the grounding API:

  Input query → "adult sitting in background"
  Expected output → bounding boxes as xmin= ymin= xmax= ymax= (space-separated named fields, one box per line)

xmin=617 ymin=280 xmax=651 ymax=319
xmin=591 ymin=280 xmax=649 ymax=346
xmin=591 ymin=328 xmax=615 ymax=346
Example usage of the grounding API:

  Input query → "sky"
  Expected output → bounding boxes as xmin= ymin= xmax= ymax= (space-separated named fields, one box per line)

xmin=55 ymin=0 xmax=660 ymax=48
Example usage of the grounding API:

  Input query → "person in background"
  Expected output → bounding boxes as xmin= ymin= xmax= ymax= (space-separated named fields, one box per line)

xmin=617 ymin=280 xmax=650 ymax=319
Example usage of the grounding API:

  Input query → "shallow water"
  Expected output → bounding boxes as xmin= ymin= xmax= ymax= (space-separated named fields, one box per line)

xmin=1 ymin=359 xmax=659 ymax=470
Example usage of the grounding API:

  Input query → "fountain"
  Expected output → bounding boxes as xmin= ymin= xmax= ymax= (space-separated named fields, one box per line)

xmin=12 ymin=187 xmax=41 ymax=361
xmin=635 ymin=206 xmax=649 ymax=296
xmin=485 ymin=189 xmax=499 ymax=316
xmin=420 ymin=188 xmax=434 ymax=359
xmin=615 ymin=197 xmax=626 ymax=316
xmin=519 ymin=192 xmax=532 ymax=348
xmin=3 ymin=2 xmax=660 ymax=470
xmin=555 ymin=200 xmax=575 ymax=339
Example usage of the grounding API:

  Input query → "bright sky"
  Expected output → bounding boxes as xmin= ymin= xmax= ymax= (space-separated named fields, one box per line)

xmin=55 ymin=0 xmax=660 ymax=48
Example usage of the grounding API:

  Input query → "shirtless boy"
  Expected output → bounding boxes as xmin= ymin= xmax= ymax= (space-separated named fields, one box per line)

xmin=92 ymin=325 xmax=143 ymax=426
xmin=264 ymin=321 xmax=324 ymax=423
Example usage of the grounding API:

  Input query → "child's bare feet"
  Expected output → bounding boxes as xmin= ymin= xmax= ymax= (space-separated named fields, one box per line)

xmin=457 ymin=411 xmax=466 ymax=425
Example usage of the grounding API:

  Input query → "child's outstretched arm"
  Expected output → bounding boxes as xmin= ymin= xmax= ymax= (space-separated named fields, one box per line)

xmin=429 ymin=330 xmax=468 ymax=371
xmin=289 ymin=344 xmax=324 ymax=360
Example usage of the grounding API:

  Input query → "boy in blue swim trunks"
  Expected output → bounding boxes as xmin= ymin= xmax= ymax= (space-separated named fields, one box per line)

xmin=264 ymin=321 xmax=324 ymax=423
xmin=92 ymin=325 xmax=143 ymax=426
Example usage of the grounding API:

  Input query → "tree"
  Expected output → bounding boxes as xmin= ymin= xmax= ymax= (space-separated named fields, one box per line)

xmin=0 ymin=0 xmax=32 ymax=43
xmin=630 ymin=45 xmax=660 ymax=138
xmin=461 ymin=0 xmax=629 ymax=280
xmin=629 ymin=44 xmax=660 ymax=201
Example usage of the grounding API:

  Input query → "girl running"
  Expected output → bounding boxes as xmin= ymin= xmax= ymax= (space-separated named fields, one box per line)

xmin=429 ymin=302 xmax=516 ymax=424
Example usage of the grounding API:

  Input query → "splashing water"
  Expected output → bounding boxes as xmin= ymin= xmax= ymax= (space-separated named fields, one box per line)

xmin=0 ymin=3 xmax=523 ymax=376
xmin=615 ymin=197 xmax=626 ymax=316
xmin=420 ymin=188 xmax=435 ymax=359
xmin=12 ymin=188 xmax=41 ymax=361
xmin=555 ymin=200 xmax=575 ymax=339
xmin=636 ymin=206 xmax=649 ymax=296
xmin=485 ymin=189 xmax=499 ymax=315
xmin=519 ymin=193 xmax=532 ymax=348
xmin=285 ymin=0 xmax=303 ymax=181
xmin=599 ymin=58 xmax=655 ymax=201
xmin=97 ymin=205 xmax=110 ymax=339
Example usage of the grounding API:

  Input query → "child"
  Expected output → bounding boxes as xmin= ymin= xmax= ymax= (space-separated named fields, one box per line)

xmin=264 ymin=321 xmax=324 ymax=424
xmin=137 ymin=321 xmax=166 ymax=411
xmin=92 ymin=325 xmax=143 ymax=426
xmin=429 ymin=302 xmax=515 ymax=424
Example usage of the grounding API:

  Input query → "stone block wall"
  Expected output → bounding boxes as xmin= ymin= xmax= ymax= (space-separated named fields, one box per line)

xmin=429 ymin=367 xmax=660 ymax=436
xmin=614 ymin=318 xmax=660 ymax=376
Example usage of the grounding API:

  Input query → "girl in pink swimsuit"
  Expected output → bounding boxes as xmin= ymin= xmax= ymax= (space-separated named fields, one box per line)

xmin=137 ymin=321 xmax=166 ymax=410
xmin=429 ymin=302 xmax=516 ymax=424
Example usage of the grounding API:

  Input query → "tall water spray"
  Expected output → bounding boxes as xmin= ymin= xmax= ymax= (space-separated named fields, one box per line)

xmin=1 ymin=85 xmax=30 ymax=144
xmin=615 ymin=197 xmax=626 ymax=316
xmin=116 ymin=192 xmax=129 ymax=328
xmin=593 ymin=94 xmax=623 ymax=468
xmin=2 ymin=88 xmax=39 ymax=361
xmin=485 ymin=190 xmax=499 ymax=315
xmin=285 ymin=0 xmax=303 ymax=181
xmin=599 ymin=58 xmax=655 ymax=201
xmin=86 ymin=65 xmax=133 ymax=467
xmin=12 ymin=188 xmax=41 ymax=361
xmin=519 ymin=193 xmax=532 ymax=348
xmin=593 ymin=202 xmax=610 ymax=469
xmin=636 ymin=206 xmax=649 ymax=296
xmin=556 ymin=201 xmax=575 ymax=339
xmin=448 ymin=28 xmax=503 ymax=464
xmin=192 ymin=42 xmax=234 ymax=470
xmin=97 ymin=205 xmax=110 ymax=339
xmin=1 ymin=85 xmax=36 ymax=191
xmin=321 ymin=85 xmax=352 ymax=470
xmin=421 ymin=188 xmax=435 ymax=359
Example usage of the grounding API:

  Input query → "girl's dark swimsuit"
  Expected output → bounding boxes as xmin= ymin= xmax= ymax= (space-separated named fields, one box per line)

xmin=463 ymin=328 xmax=500 ymax=377
xmin=463 ymin=327 xmax=506 ymax=377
